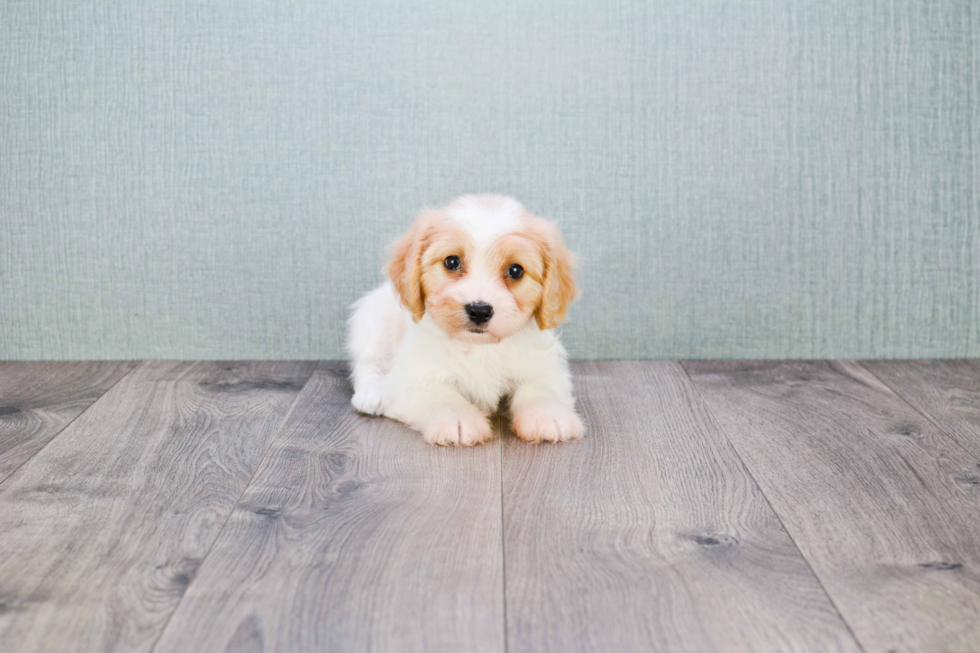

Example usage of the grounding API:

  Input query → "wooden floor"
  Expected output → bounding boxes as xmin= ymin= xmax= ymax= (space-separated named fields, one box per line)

xmin=0 ymin=361 xmax=978 ymax=652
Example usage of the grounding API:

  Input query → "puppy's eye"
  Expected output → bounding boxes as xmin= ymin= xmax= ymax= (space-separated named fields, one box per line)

xmin=444 ymin=255 xmax=461 ymax=271
xmin=507 ymin=264 xmax=524 ymax=280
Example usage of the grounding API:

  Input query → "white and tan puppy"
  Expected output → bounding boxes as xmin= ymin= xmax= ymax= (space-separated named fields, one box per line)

xmin=347 ymin=194 xmax=584 ymax=446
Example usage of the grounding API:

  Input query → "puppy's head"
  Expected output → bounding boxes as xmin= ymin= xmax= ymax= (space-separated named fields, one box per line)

xmin=387 ymin=195 xmax=577 ymax=343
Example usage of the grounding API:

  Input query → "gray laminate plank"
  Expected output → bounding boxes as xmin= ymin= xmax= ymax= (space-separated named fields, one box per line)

xmin=502 ymin=361 xmax=860 ymax=653
xmin=862 ymin=360 xmax=980 ymax=461
xmin=683 ymin=360 xmax=980 ymax=652
xmin=0 ymin=360 xmax=315 ymax=653
xmin=153 ymin=361 xmax=504 ymax=653
xmin=0 ymin=361 xmax=138 ymax=484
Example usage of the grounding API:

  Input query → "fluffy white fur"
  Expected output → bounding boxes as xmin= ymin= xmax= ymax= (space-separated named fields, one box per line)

xmin=347 ymin=195 xmax=584 ymax=446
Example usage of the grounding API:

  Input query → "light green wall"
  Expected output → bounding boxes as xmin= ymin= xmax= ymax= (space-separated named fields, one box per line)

xmin=2 ymin=1 xmax=977 ymax=360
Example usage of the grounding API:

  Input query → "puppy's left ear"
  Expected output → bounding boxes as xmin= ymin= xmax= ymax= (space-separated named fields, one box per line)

xmin=530 ymin=218 xmax=579 ymax=330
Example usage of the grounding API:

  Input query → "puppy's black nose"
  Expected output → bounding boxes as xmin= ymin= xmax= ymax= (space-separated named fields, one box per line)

xmin=464 ymin=302 xmax=494 ymax=325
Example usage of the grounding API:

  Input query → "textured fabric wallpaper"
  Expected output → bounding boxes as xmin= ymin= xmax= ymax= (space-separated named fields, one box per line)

xmin=1 ymin=0 xmax=977 ymax=360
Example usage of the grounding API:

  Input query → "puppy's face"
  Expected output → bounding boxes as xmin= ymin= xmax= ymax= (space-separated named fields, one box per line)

xmin=387 ymin=195 xmax=577 ymax=344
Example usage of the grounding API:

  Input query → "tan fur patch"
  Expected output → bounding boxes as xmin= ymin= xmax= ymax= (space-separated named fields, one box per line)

xmin=522 ymin=218 xmax=579 ymax=330
xmin=418 ymin=223 xmax=475 ymax=336
xmin=489 ymin=234 xmax=545 ymax=317
xmin=387 ymin=210 xmax=444 ymax=320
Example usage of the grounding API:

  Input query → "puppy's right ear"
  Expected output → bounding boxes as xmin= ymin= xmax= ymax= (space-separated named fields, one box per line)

xmin=387 ymin=210 xmax=439 ymax=322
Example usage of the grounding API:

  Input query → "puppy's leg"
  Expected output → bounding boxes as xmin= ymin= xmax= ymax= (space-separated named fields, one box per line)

xmin=510 ymin=361 xmax=584 ymax=443
xmin=511 ymin=385 xmax=584 ymax=443
xmin=347 ymin=284 xmax=404 ymax=415
xmin=385 ymin=384 xmax=493 ymax=447
xmin=350 ymin=365 xmax=385 ymax=416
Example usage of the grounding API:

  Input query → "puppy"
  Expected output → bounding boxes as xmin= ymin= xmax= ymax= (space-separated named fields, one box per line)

xmin=347 ymin=194 xmax=584 ymax=446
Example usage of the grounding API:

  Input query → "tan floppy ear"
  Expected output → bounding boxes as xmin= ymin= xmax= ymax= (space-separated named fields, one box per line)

xmin=386 ymin=210 xmax=439 ymax=321
xmin=530 ymin=218 xmax=579 ymax=330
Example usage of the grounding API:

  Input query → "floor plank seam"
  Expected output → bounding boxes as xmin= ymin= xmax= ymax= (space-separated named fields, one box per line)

xmin=499 ymin=423 xmax=510 ymax=653
xmin=0 ymin=360 xmax=145 ymax=490
xmin=855 ymin=360 xmax=980 ymax=467
xmin=677 ymin=361 xmax=869 ymax=653
xmin=146 ymin=360 xmax=322 ymax=653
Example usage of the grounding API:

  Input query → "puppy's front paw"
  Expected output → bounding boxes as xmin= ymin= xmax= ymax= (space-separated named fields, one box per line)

xmin=512 ymin=404 xmax=584 ymax=443
xmin=351 ymin=377 xmax=384 ymax=415
xmin=421 ymin=409 xmax=492 ymax=447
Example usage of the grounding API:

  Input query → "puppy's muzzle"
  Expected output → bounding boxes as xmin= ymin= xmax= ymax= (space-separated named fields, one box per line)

xmin=464 ymin=302 xmax=494 ymax=325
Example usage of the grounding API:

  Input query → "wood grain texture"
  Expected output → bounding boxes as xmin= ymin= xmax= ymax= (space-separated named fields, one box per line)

xmin=684 ymin=360 xmax=980 ymax=652
xmin=862 ymin=360 xmax=980 ymax=461
xmin=153 ymin=361 xmax=505 ymax=653
xmin=0 ymin=360 xmax=314 ymax=653
xmin=501 ymin=361 xmax=860 ymax=653
xmin=0 ymin=361 xmax=138 ymax=483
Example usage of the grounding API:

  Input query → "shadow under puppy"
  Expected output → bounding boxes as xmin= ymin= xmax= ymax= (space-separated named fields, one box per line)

xmin=347 ymin=194 xmax=584 ymax=446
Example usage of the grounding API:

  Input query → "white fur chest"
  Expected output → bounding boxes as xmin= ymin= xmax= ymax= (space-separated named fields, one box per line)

xmin=442 ymin=343 xmax=514 ymax=412
xmin=423 ymin=319 xmax=517 ymax=412
xmin=397 ymin=317 xmax=554 ymax=413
